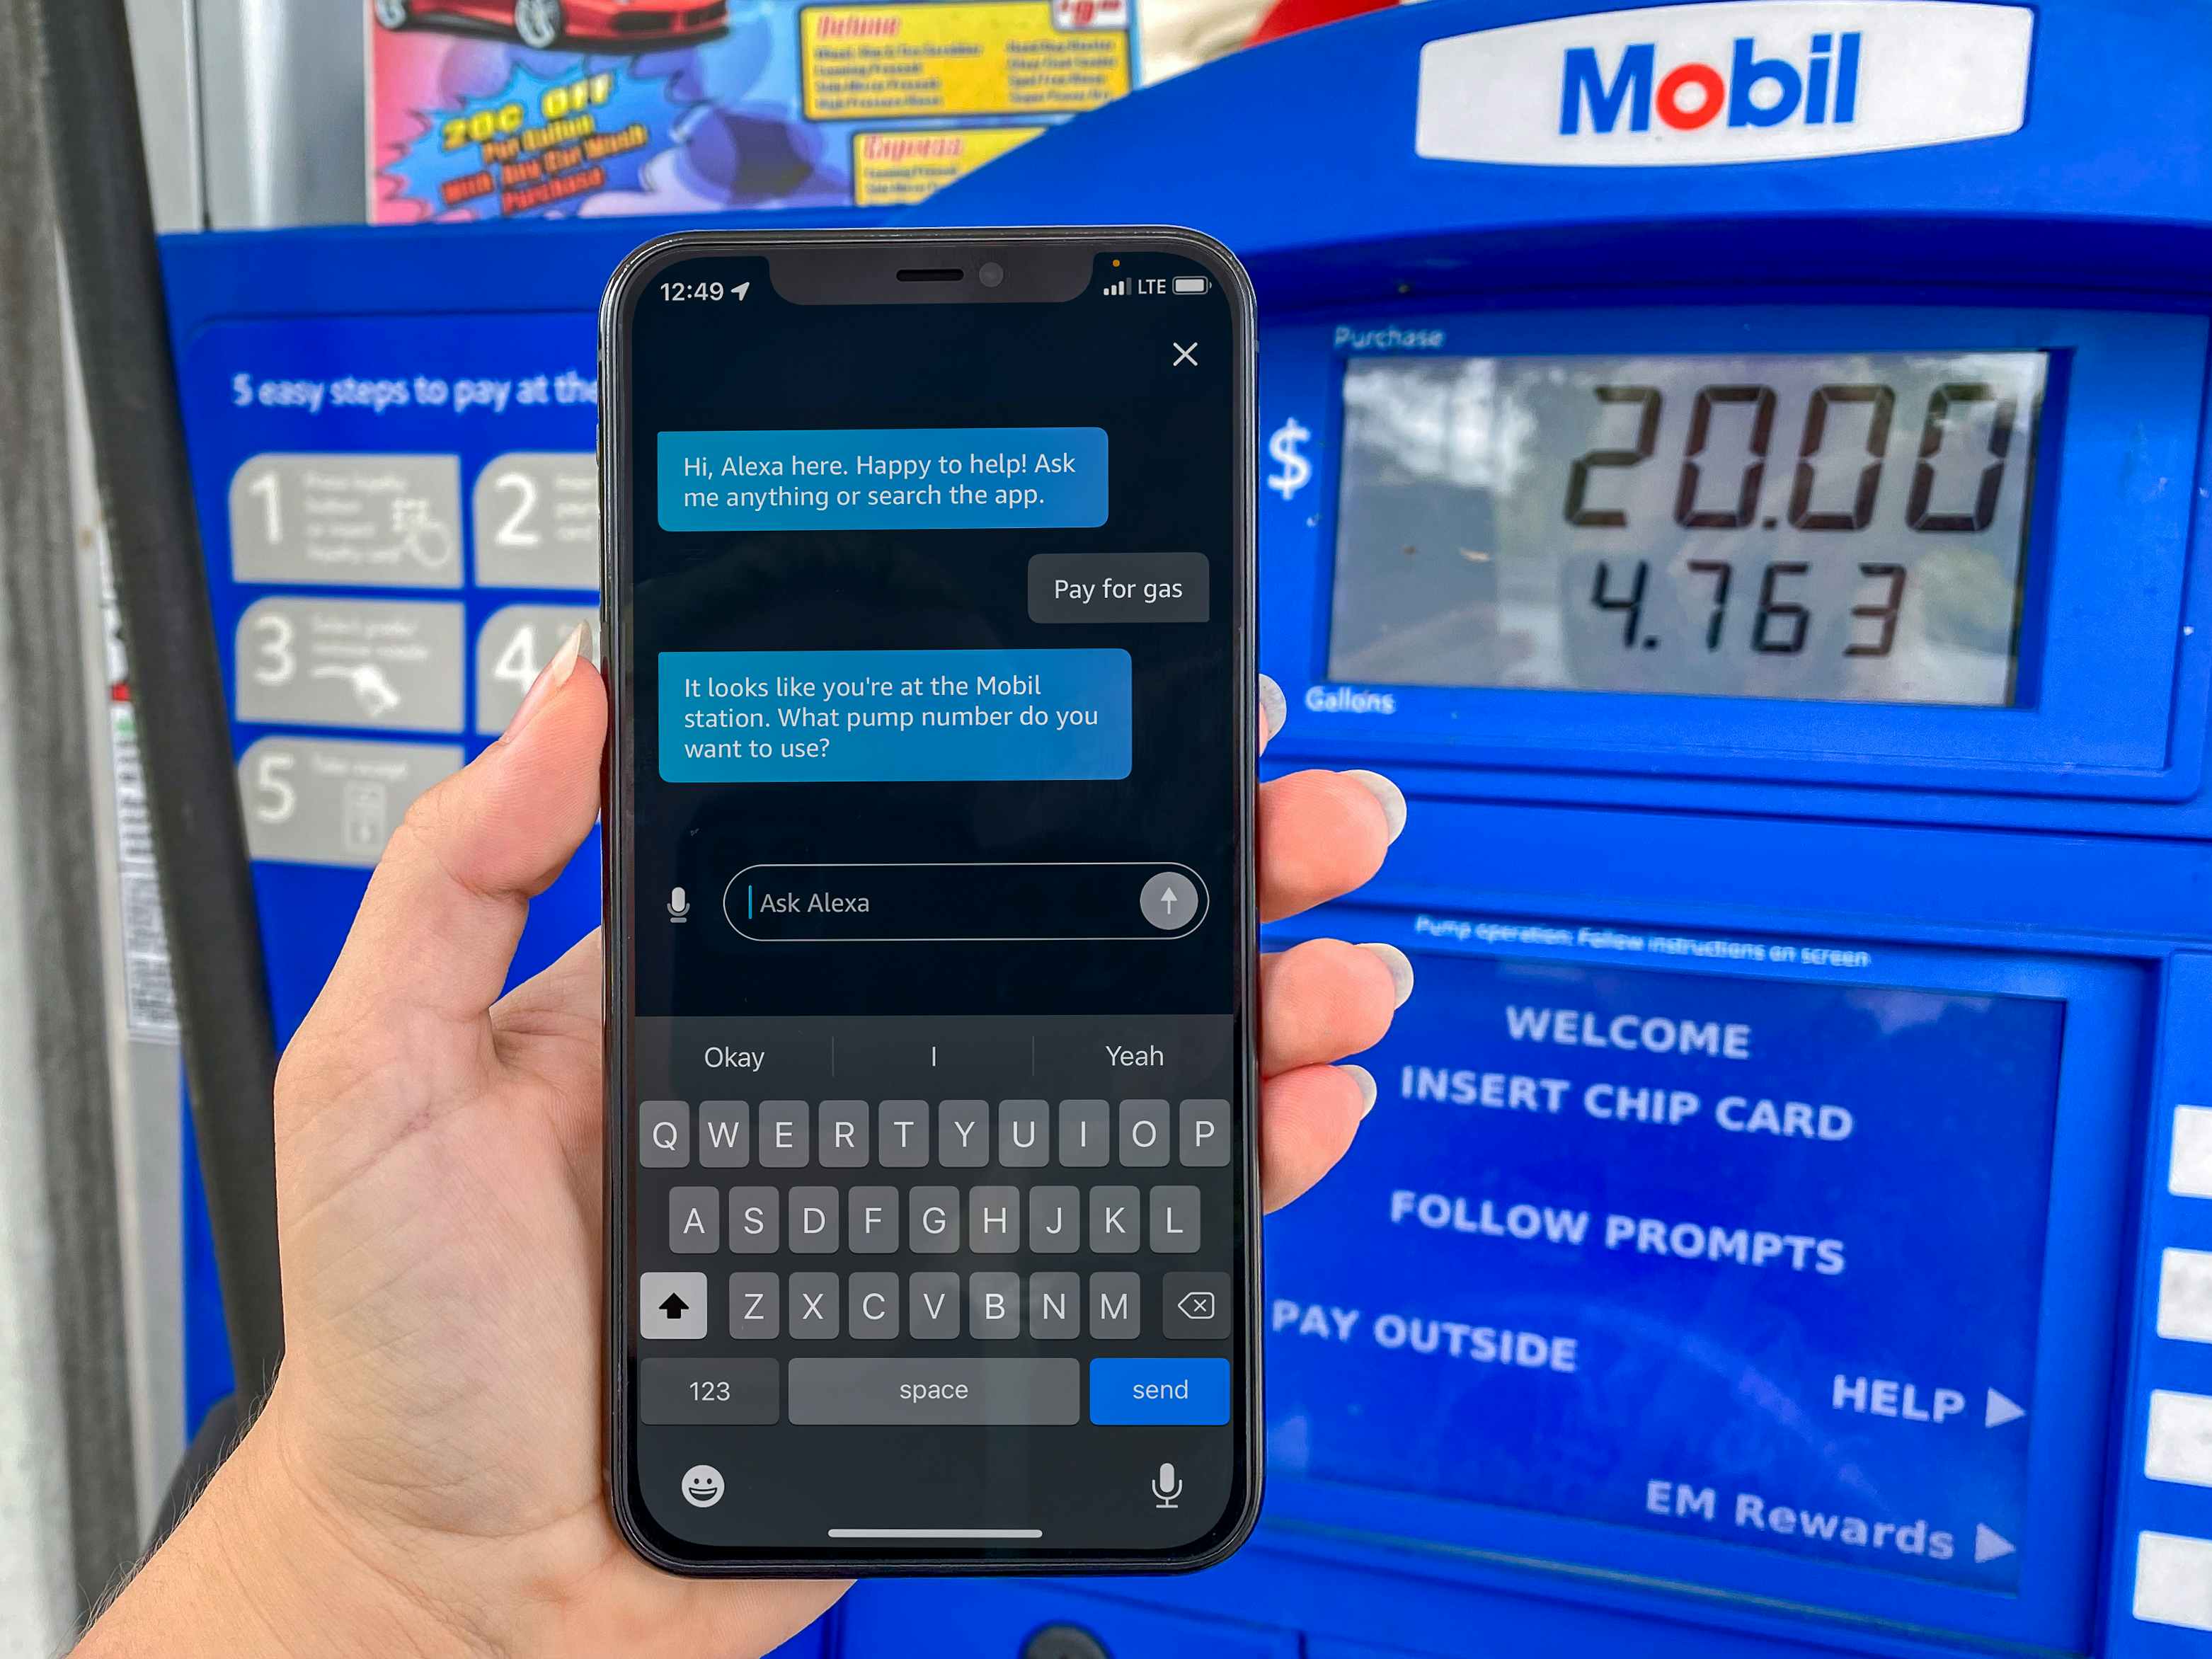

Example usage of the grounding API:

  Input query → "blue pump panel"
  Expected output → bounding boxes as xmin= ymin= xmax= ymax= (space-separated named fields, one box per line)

xmin=1255 ymin=926 xmax=2139 ymax=1647
xmin=156 ymin=0 xmax=2212 ymax=1654
xmin=1271 ymin=956 xmax=2065 ymax=1587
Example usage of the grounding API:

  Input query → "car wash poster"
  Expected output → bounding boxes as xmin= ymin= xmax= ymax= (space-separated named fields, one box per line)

xmin=367 ymin=0 xmax=1134 ymax=222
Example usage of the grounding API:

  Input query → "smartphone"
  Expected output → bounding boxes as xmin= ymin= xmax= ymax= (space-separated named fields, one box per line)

xmin=601 ymin=228 xmax=1259 ymax=1575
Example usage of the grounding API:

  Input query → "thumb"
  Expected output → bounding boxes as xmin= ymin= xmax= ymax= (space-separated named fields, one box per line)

xmin=316 ymin=625 xmax=605 ymax=1043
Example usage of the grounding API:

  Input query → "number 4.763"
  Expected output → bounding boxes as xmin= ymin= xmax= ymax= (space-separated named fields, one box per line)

xmin=1591 ymin=557 xmax=1908 ymax=658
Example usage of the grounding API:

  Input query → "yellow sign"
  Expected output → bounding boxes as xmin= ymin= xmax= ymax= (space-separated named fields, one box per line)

xmin=851 ymin=126 xmax=1046 ymax=205
xmin=802 ymin=2 xmax=1131 ymax=121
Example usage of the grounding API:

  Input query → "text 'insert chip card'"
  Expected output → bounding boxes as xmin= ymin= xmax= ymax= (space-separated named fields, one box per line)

xmin=659 ymin=648 xmax=1132 ymax=783
xmin=658 ymin=427 xmax=1108 ymax=532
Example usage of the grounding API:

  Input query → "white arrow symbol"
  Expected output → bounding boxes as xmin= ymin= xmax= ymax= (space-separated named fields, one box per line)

xmin=1986 ymin=1388 xmax=2026 ymax=1429
xmin=1973 ymin=1524 xmax=2016 ymax=1564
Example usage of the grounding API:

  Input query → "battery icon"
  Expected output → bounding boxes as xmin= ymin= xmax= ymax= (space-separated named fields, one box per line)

xmin=1172 ymin=276 xmax=1210 ymax=295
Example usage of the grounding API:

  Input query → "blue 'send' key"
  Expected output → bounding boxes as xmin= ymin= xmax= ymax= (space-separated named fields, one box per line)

xmin=1089 ymin=1357 xmax=1231 ymax=1425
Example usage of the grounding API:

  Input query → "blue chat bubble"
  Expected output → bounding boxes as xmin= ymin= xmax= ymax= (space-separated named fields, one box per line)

xmin=658 ymin=427 xmax=1108 ymax=532
xmin=660 ymin=648 xmax=1131 ymax=783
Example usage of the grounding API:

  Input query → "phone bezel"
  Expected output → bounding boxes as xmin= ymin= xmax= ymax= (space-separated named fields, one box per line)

xmin=599 ymin=226 xmax=1262 ymax=1578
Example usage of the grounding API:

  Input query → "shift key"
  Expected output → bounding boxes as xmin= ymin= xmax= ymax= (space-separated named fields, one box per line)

xmin=787 ymin=1358 xmax=1079 ymax=1425
xmin=638 ymin=1358 xmax=780 ymax=1424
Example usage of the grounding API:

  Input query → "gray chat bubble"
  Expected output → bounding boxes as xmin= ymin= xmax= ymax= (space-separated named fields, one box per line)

xmin=1028 ymin=553 xmax=1210 ymax=624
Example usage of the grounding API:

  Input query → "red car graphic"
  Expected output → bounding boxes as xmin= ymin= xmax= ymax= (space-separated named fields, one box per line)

xmin=374 ymin=0 xmax=728 ymax=50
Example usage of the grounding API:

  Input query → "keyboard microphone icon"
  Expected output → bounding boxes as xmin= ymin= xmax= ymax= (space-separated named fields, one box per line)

xmin=1150 ymin=1462 xmax=1184 ymax=1510
xmin=667 ymin=885 xmax=690 ymax=923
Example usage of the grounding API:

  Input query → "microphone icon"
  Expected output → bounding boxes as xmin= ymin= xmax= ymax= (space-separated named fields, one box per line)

xmin=1150 ymin=1462 xmax=1182 ymax=1509
xmin=667 ymin=885 xmax=690 ymax=923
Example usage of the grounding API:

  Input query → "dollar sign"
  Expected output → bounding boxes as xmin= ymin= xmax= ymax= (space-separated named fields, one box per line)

xmin=1267 ymin=417 xmax=1312 ymax=501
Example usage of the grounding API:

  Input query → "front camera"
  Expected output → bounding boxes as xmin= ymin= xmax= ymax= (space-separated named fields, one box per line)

xmin=978 ymin=261 xmax=1004 ymax=288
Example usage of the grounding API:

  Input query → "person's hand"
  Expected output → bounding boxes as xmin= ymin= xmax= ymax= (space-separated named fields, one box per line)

xmin=81 ymin=640 xmax=1411 ymax=1659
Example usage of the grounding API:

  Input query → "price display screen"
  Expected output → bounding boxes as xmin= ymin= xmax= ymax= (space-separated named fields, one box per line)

xmin=1326 ymin=351 xmax=2048 ymax=706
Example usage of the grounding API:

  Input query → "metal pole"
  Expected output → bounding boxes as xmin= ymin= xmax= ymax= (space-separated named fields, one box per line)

xmin=23 ymin=0 xmax=286 ymax=1411
xmin=0 ymin=0 xmax=142 ymax=1614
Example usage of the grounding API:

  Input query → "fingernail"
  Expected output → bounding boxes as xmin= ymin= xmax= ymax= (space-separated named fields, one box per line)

xmin=1343 ymin=769 xmax=1407 ymax=844
xmin=1257 ymin=674 xmax=1288 ymax=741
xmin=503 ymin=623 xmax=586 ymax=742
xmin=1358 ymin=942 xmax=1415 ymax=1008
xmin=1343 ymin=1063 xmax=1379 ymax=1119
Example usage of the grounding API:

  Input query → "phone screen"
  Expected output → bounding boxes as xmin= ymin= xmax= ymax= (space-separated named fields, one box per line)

xmin=606 ymin=235 xmax=1255 ymax=1570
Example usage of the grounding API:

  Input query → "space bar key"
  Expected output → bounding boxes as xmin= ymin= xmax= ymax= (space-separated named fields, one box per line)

xmin=787 ymin=1358 xmax=1081 ymax=1425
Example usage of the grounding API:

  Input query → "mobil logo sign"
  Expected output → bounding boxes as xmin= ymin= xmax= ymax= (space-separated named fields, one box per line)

xmin=1564 ymin=28 xmax=1866 ymax=135
xmin=1416 ymin=1 xmax=2033 ymax=167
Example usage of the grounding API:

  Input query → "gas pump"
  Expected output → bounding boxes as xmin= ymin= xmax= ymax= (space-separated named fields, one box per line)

xmin=139 ymin=0 xmax=2212 ymax=1653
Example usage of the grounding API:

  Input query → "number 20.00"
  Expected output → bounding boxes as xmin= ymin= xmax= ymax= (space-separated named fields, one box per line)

xmin=1564 ymin=381 xmax=2019 ymax=535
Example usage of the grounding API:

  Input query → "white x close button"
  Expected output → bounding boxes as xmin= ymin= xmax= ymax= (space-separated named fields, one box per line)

xmin=1171 ymin=341 xmax=1198 ymax=367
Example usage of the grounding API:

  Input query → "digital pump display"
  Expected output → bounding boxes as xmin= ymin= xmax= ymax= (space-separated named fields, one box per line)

xmin=1326 ymin=352 xmax=2046 ymax=706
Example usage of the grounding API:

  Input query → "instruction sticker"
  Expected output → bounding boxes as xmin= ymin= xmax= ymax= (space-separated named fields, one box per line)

xmin=851 ymin=126 xmax=1045 ymax=205
xmin=239 ymin=737 xmax=463 ymax=867
xmin=473 ymin=454 xmax=600 ymax=590
xmin=801 ymin=2 xmax=1130 ymax=120
xmin=229 ymin=454 xmax=462 ymax=588
xmin=234 ymin=597 xmax=465 ymax=733
xmin=476 ymin=606 xmax=602 ymax=735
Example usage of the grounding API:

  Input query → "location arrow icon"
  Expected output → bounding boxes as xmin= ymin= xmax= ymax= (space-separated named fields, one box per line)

xmin=1986 ymin=1388 xmax=2027 ymax=1429
xmin=1974 ymin=1524 xmax=2017 ymax=1564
